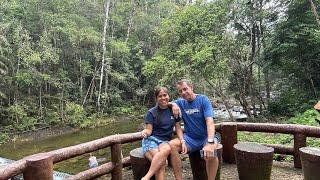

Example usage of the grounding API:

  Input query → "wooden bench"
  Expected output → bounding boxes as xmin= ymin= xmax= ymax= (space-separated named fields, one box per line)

xmin=189 ymin=144 xmax=223 ymax=180
xmin=299 ymin=147 xmax=320 ymax=180
xmin=234 ymin=142 xmax=274 ymax=180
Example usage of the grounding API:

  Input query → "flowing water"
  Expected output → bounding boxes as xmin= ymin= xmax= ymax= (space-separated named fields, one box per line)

xmin=0 ymin=119 xmax=143 ymax=175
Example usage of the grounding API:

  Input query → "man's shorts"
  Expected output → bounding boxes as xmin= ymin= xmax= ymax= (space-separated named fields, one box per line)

xmin=142 ymin=135 xmax=169 ymax=154
xmin=184 ymin=133 xmax=221 ymax=153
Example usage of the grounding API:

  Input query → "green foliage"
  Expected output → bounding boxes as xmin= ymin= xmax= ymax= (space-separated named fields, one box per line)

xmin=7 ymin=104 xmax=28 ymax=123
xmin=238 ymin=132 xmax=293 ymax=146
xmin=104 ymin=104 xmax=147 ymax=119
xmin=0 ymin=133 xmax=10 ymax=145
xmin=143 ymin=2 xmax=230 ymax=87
xmin=1 ymin=0 xmax=319 ymax=132
xmin=65 ymin=102 xmax=87 ymax=127
xmin=286 ymin=108 xmax=320 ymax=126
xmin=267 ymin=0 xmax=320 ymax=101
xmin=268 ymin=89 xmax=318 ymax=116
xmin=44 ymin=109 xmax=61 ymax=125
xmin=7 ymin=104 xmax=39 ymax=131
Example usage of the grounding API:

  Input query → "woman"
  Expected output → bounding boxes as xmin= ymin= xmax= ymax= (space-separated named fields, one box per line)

xmin=141 ymin=87 xmax=184 ymax=180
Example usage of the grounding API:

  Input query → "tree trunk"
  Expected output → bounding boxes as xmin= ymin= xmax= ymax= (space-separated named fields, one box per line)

xmin=39 ymin=85 xmax=43 ymax=119
xmin=79 ymin=56 xmax=83 ymax=98
xmin=203 ymin=77 xmax=234 ymax=121
xmin=126 ymin=0 xmax=135 ymax=43
xmin=309 ymin=0 xmax=320 ymax=26
xmin=97 ymin=0 xmax=111 ymax=110
xmin=264 ymin=69 xmax=271 ymax=99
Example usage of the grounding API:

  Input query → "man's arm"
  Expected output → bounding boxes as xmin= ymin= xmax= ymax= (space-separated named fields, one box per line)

xmin=168 ymin=102 xmax=182 ymax=118
xmin=202 ymin=117 xmax=218 ymax=159
xmin=206 ymin=117 xmax=216 ymax=142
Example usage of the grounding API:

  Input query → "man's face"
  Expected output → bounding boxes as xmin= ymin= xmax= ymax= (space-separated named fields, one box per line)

xmin=177 ymin=82 xmax=195 ymax=101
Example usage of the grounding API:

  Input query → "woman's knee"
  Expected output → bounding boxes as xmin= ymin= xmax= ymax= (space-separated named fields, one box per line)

xmin=159 ymin=143 xmax=171 ymax=154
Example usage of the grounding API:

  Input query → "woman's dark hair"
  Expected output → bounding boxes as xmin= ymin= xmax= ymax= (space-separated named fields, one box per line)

xmin=153 ymin=86 xmax=169 ymax=125
xmin=154 ymin=86 xmax=169 ymax=99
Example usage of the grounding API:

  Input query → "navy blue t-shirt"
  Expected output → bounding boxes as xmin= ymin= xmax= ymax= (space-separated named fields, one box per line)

xmin=145 ymin=106 xmax=181 ymax=141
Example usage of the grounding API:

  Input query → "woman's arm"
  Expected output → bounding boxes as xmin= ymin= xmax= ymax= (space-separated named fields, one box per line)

xmin=141 ymin=123 xmax=153 ymax=138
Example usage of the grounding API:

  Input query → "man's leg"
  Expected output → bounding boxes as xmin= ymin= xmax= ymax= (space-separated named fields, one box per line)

xmin=142 ymin=143 xmax=171 ymax=180
xmin=169 ymin=138 xmax=183 ymax=180
xmin=205 ymin=157 xmax=219 ymax=180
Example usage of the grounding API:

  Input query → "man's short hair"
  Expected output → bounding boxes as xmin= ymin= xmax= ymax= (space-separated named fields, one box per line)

xmin=176 ymin=79 xmax=193 ymax=87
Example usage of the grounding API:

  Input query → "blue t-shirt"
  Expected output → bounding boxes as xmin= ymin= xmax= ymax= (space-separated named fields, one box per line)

xmin=145 ymin=106 xmax=181 ymax=141
xmin=176 ymin=94 xmax=215 ymax=140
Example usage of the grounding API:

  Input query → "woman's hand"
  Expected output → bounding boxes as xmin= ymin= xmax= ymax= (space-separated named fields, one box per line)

xmin=141 ymin=129 xmax=149 ymax=138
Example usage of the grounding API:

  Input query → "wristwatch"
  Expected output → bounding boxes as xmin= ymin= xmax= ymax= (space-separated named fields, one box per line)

xmin=207 ymin=137 xmax=218 ymax=144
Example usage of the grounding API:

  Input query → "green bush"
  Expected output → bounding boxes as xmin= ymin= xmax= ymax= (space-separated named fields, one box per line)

xmin=267 ymin=89 xmax=317 ymax=116
xmin=7 ymin=104 xmax=28 ymax=123
xmin=65 ymin=102 xmax=87 ymax=126
xmin=0 ymin=133 xmax=10 ymax=144
xmin=286 ymin=109 xmax=319 ymax=126
xmin=7 ymin=104 xmax=39 ymax=131
xmin=44 ymin=109 xmax=61 ymax=125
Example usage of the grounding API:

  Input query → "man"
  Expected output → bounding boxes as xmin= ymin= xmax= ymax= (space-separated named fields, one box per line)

xmin=169 ymin=79 xmax=219 ymax=180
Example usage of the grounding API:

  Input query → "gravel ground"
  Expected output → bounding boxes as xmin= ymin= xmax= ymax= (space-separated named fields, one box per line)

xmin=116 ymin=157 xmax=303 ymax=180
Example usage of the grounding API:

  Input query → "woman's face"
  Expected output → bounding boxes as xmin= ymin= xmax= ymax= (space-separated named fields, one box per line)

xmin=157 ymin=89 xmax=170 ymax=108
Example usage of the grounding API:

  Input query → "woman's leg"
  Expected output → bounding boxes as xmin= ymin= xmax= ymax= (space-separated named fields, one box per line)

xmin=169 ymin=138 xmax=183 ymax=180
xmin=155 ymin=163 xmax=166 ymax=180
xmin=142 ymin=143 xmax=171 ymax=180
xmin=145 ymin=150 xmax=165 ymax=180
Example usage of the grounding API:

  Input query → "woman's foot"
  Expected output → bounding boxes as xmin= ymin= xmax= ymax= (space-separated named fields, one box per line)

xmin=141 ymin=176 xmax=149 ymax=180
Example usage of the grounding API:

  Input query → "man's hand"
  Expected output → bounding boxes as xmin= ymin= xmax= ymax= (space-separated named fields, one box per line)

xmin=170 ymin=102 xmax=182 ymax=118
xmin=181 ymin=140 xmax=188 ymax=154
xmin=202 ymin=143 xmax=217 ymax=159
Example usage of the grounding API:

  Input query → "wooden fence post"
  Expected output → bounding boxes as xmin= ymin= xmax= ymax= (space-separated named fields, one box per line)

xmin=111 ymin=143 xmax=122 ymax=180
xmin=294 ymin=133 xmax=306 ymax=168
xmin=221 ymin=122 xmax=237 ymax=163
xmin=23 ymin=153 xmax=53 ymax=180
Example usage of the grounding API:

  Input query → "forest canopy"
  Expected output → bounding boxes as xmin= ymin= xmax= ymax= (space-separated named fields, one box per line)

xmin=0 ymin=0 xmax=319 ymax=131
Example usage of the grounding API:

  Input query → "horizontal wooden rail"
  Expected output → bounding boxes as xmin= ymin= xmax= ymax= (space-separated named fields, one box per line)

xmin=236 ymin=122 xmax=320 ymax=137
xmin=262 ymin=144 xmax=294 ymax=155
xmin=68 ymin=157 xmax=131 ymax=180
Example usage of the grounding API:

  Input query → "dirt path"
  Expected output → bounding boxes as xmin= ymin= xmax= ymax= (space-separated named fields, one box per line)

xmin=119 ymin=158 xmax=303 ymax=180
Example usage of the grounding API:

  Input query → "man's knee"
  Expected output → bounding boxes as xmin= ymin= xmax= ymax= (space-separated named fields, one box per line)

xmin=205 ymin=156 xmax=219 ymax=164
xmin=169 ymin=139 xmax=181 ymax=150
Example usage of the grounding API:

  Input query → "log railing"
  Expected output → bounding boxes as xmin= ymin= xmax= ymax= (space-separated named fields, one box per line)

xmin=0 ymin=132 xmax=142 ymax=180
xmin=218 ymin=122 xmax=320 ymax=168
xmin=1 ymin=122 xmax=320 ymax=180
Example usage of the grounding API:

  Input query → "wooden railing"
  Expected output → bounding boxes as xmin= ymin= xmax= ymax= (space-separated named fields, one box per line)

xmin=1 ymin=122 xmax=320 ymax=180
xmin=0 ymin=132 xmax=142 ymax=180
xmin=218 ymin=122 xmax=320 ymax=168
